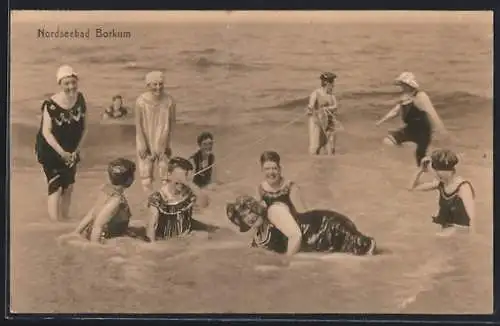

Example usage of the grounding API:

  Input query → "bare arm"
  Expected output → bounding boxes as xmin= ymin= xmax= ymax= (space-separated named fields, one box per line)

xmin=134 ymin=98 xmax=148 ymax=154
xmin=459 ymin=183 xmax=476 ymax=232
xmin=414 ymin=92 xmax=446 ymax=133
xmin=89 ymin=196 xmax=121 ymax=243
xmin=289 ymin=183 xmax=307 ymax=214
xmin=185 ymin=181 xmax=209 ymax=209
xmin=376 ymin=104 xmax=401 ymax=125
xmin=74 ymin=96 xmax=88 ymax=153
xmin=147 ymin=206 xmax=160 ymax=242
xmin=306 ymin=90 xmax=317 ymax=114
xmin=41 ymin=105 xmax=67 ymax=156
xmin=408 ymin=169 xmax=440 ymax=191
xmin=267 ymin=204 xmax=302 ymax=256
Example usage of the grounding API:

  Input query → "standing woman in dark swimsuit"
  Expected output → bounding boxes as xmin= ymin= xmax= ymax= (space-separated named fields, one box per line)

xmin=35 ymin=65 xmax=88 ymax=221
xmin=409 ymin=149 xmax=476 ymax=234
xmin=376 ymin=72 xmax=448 ymax=167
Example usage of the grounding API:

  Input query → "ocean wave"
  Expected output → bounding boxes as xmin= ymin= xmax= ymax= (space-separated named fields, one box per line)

xmin=179 ymin=48 xmax=218 ymax=55
xmin=190 ymin=56 xmax=269 ymax=72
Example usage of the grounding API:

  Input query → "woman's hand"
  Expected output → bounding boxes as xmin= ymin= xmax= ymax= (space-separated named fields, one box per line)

xmin=60 ymin=151 xmax=73 ymax=165
xmin=420 ymin=156 xmax=432 ymax=172
xmin=137 ymin=147 xmax=150 ymax=160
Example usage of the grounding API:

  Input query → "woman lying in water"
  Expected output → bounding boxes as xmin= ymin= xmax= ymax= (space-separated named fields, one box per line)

xmin=60 ymin=158 xmax=137 ymax=243
xmin=409 ymin=148 xmax=476 ymax=234
xmin=226 ymin=195 xmax=376 ymax=256
xmin=226 ymin=150 xmax=376 ymax=256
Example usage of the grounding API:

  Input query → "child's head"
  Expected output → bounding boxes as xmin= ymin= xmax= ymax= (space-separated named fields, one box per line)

xmin=108 ymin=158 xmax=136 ymax=188
xmin=430 ymin=149 xmax=459 ymax=180
xmin=320 ymin=71 xmax=336 ymax=92
xmin=112 ymin=95 xmax=123 ymax=108
xmin=197 ymin=131 xmax=214 ymax=154
xmin=166 ymin=157 xmax=194 ymax=189
xmin=260 ymin=151 xmax=282 ymax=185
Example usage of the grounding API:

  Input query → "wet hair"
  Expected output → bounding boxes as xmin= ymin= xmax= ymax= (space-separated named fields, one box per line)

xmin=197 ymin=131 xmax=214 ymax=146
xmin=226 ymin=195 xmax=266 ymax=233
xmin=167 ymin=156 xmax=194 ymax=173
xmin=260 ymin=151 xmax=281 ymax=166
xmin=430 ymin=149 xmax=459 ymax=171
xmin=320 ymin=71 xmax=337 ymax=86
xmin=107 ymin=158 xmax=136 ymax=186
xmin=112 ymin=94 xmax=123 ymax=101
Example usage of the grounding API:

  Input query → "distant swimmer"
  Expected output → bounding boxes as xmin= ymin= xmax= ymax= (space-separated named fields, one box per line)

xmin=146 ymin=157 xmax=216 ymax=243
xmin=376 ymin=72 xmax=449 ymax=167
xmin=306 ymin=72 xmax=341 ymax=155
xmin=135 ymin=71 xmax=176 ymax=193
xmin=102 ymin=94 xmax=128 ymax=120
xmin=226 ymin=195 xmax=377 ymax=257
xmin=189 ymin=131 xmax=221 ymax=189
xmin=63 ymin=158 xmax=136 ymax=243
xmin=409 ymin=149 xmax=476 ymax=234
xmin=35 ymin=65 xmax=88 ymax=221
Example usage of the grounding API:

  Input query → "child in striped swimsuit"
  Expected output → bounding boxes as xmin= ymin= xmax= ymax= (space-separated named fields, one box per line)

xmin=135 ymin=71 xmax=176 ymax=192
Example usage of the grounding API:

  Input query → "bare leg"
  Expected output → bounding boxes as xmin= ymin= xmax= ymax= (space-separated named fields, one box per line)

xmin=60 ymin=184 xmax=74 ymax=220
xmin=308 ymin=117 xmax=321 ymax=155
xmin=47 ymin=188 xmax=62 ymax=221
xmin=326 ymin=131 xmax=337 ymax=155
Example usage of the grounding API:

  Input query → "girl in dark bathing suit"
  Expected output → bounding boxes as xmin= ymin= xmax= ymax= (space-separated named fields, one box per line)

xmin=146 ymin=157 xmax=216 ymax=242
xmin=102 ymin=94 xmax=128 ymax=120
xmin=63 ymin=158 xmax=136 ymax=243
xmin=35 ymin=65 xmax=88 ymax=221
xmin=248 ymin=150 xmax=375 ymax=256
xmin=376 ymin=72 xmax=449 ymax=167
xmin=189 ymin=131 xmax=220 ymax=189
xmin=409 ymin=149 xmax=476 ymax=233
xmin=226 ymin=195 xmax=376 ymax=256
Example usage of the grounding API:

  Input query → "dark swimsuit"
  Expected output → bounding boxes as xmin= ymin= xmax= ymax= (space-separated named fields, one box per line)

xmin=83 ymin=185 xmax=132 ymax=240
xmin=35 ymin=92 xmax=86 ymax=194
xmin=104 ymin=106 xmax=127 ymax=118
xmin=147 ymin=187 xmax=197 ymax=240
xmin=252 ymin=210 xmax=374 ymax=255
xmin=258 ymin=180 xmax=297 ymax=214
xmin=191 ymin=150 xmax=214 ymax=188
xmin=389 ymin=91 xmax=432 ymax=166
xmin=432 ymin=180 xmax=475 ymax=228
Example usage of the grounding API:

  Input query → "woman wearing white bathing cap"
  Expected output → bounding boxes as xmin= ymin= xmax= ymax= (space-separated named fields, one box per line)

xmin=376 ymin=72 xmax=449 ymax=167
xmin=34 ymin=65 xmax=88 ymax=221
xmin=135 ymin=70 xmax=176 ymax=193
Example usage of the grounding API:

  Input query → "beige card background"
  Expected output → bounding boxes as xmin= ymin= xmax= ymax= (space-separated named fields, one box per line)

xmin=9 ymin=10 xmax=493 ymax=314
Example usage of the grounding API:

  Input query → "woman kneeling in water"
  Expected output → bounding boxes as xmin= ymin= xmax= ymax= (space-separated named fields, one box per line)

xmin=226 ymin=196 xmax=376 ymax=256
xmin=70 ymin=158 xmax=136 ymax=243
xmin=409 ymin=149 xmax=476 ymax=233
xmin=146 ymin=156 xmax=213 ymax=242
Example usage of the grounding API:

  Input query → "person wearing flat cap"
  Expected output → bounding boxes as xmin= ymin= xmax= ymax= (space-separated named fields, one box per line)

xmin=135 ymin=71 xmax=176 ymax=193
xmin=409 ymin=149 xmax=476 ymax=234
xmin=306 ymin=71 xmax=341 ymax=156
xmin=376 ymin=72 xmax=449 ymax=167
xmin=35 ymin=65 xmax=88 ymax=221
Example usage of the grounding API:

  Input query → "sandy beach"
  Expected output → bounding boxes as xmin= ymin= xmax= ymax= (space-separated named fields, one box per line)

xmin=9 ymin=12 xmax=493 ymax=314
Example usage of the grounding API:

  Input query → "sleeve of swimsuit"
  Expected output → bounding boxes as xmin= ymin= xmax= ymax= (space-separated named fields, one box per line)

xmin=134 ymin=96 xmax=148 ymax=150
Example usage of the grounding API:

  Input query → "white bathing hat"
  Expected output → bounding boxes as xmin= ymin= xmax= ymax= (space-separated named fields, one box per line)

xmin=56 ymin=65 xmax=78 ymax=84
xmin=394 ymin=72 xmax=419 ymax=89
xmin=145 ymin=71 xmax=164 ymax=85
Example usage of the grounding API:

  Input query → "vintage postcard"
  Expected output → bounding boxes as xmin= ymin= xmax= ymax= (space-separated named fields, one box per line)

xmin=8 ymin=10 xmax=493 ymax=315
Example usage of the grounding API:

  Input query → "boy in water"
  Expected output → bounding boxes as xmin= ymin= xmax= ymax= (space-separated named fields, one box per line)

xmin=409 ymin=149 xmax=476 ymax=234
xmin=306 ymin=72 xmax=341 ymax=155
xmin=62 ymin=158 xmax=136 ymax=243
xmin=102 ymin=95 xmax=128 ymax=120
xmin=135 ymin=71 xmax=176 ymax=193
xmin=189 ymin=131 xmax=220 ymax=189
